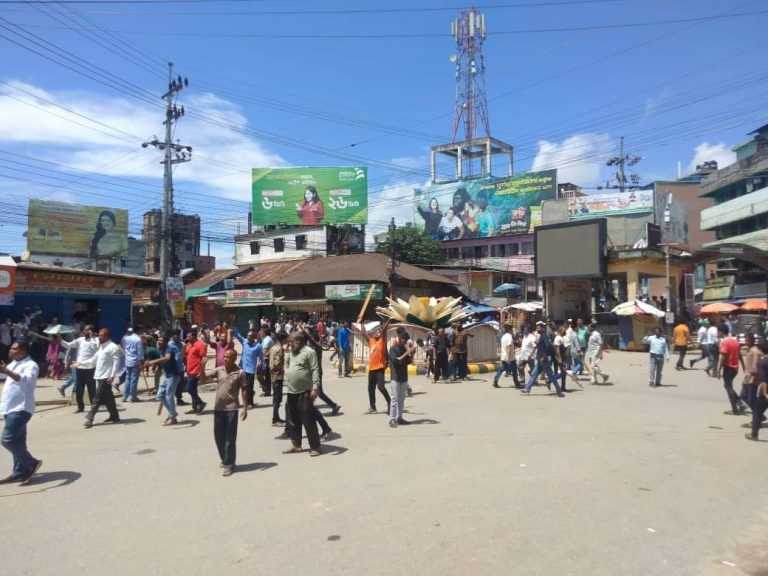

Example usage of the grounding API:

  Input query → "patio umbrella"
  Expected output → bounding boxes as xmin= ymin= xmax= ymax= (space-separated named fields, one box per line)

xmin=699 ymin=302 xmax=739 ymax=315
xmin=493 ymin=282 xmax=521 ymax=295
xmin=43 ymin=324 xmax=77 ymax=335
xmin=610 ymin=299 xmax=665 ymax=318
xmin=740 ymin=299 xmax=767 ymax=312
xmin=505 ymin=301 xmax=544 ymax=312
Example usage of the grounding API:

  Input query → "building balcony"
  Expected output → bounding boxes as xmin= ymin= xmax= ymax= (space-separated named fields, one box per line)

xmin=700 ymin=184 xmax=768 ymax=231
xmin=700 ymin=147 xmax=768 ymax=197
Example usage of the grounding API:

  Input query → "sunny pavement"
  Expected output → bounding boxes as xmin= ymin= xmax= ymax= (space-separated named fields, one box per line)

xmin=1 ymin=351 xmax=766 ymax=576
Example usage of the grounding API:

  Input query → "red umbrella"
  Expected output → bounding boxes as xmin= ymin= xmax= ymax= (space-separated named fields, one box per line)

xmin=740 ymin=299 xmax=767 ymax=312
xmin=699 ymin=302 xmax=738 ymax=315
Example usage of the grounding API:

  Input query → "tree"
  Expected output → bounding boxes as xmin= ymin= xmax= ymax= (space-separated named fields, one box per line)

xmin=375 ymin=224 xmax=446 ymax=267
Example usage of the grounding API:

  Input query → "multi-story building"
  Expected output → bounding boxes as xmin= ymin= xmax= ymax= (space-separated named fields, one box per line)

xmin=697 ymin=123 xmax=768 ymax=300
xmin=142 ymin=209 xmax=201 ymax=274
xmin=234 ymin=224 xmax=365 ymax=266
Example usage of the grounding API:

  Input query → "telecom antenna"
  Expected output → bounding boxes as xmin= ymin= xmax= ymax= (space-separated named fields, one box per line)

xmin=451 ymin=7 xmax=490 ymax=144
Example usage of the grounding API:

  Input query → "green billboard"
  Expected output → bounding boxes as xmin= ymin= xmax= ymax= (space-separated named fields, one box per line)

xmin=252 ymin=167 xmax=368 ymax=226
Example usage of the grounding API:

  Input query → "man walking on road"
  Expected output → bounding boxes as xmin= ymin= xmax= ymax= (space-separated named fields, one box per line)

xmin=203 ymin=349 xmax=247 ymax=476
xmin=145 ymin=331 xmax=184 ymax=426
xmin=388 ymin=329 xmax=415 ymax=427
xmin=715 ymin=324 xmax=747 ymax=415
xmin=586 ymin=321 xmax=609 ymax=384
xmin=61 ymin=325 xmax=99 ymax=413
xmin=522 ymin=321 xmax=564 ymax=397
xmin=232 ymin=327 xmax=263 ymax=408
xmin=493 ymin=324 xmax=518 ymax=388
xmin=84 ymin=328 xmax=122 ymax=428
xmin=0 ymin=340 xmax=42 ymax=484
xmin=269 ymin=332 xmax=288 ymax=426
xmin=672 ymin=320 xmax=690 ymax=370
xmin=120 ymin=327 xmax=144 ymax=402
xmin=689 ymin=320 xmax=710 ymax=371
xmin=184 ymin=329 xmax=208 ymax=414
xmin=643 ymin=328 xmax=669 ymax=387
xmin=359 ymin=320 xmax=392 ymax=413
xmin=336 ymin=321 xmax=352 ymax=377
xmin=282 ymin=332 xmax=322 ymax=457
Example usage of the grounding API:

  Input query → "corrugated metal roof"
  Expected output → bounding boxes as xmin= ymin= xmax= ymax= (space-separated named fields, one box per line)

xmin=17 ymin=262 xmax=161 ymax=283
xmin=235 ymin=259 xmax=315 ymax=286
xmin=184 ymin=268 xmax=243 ymax=291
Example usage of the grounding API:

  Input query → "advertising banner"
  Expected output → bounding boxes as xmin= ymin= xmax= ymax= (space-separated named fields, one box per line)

xmin=225 ymin=288 xmax=274 ymax=304
xmin=165 ymin=277 xmax=185 ymax=302
xmin=0 ymin=256 xmax=15 ymax=306
xmin=567 ymin=190 xmax=654 ymax=219
xmin=325 ymin=284 xmax=383 ymax=300
xmin=27 ymin=199 xmax=128 ymax=258
xmin=413 ymin=170 xmax=556 ymax=241
xmin=252 ymin=167 xmax=368 ymax=226
xmin=15 ymin=270 xmax=134 ymax=295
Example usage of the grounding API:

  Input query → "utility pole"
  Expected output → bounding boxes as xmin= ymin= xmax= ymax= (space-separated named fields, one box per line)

xmin=604 ymin=136 xmax=642 ymax=193
xmin=388 ymin=217 xmax=398 ymax=299
xmin=143 ymin=63 xmax=192 ymax=328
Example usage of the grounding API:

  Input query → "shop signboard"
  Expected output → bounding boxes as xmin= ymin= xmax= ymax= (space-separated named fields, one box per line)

xmin=27 ymin=199 xmax=129 ymax=258
xmin=413 ymin=170 xmax=556 ymax=241
xmin=0 ymin=256 xmax=16 ymax=306
xmin=251 ymin=167 xmax=368 ymax=225
xmin=15 ymin=269 xmax=134 ymax=295
xmin=325 ymin=284 xmax=383 ymax=300
xmin=226 ymin=288 xmax=274 ymax=304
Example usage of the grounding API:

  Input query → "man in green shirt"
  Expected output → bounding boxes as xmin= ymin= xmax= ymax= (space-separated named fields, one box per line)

xmin=282 ymin=332 xmax=322 ymax=457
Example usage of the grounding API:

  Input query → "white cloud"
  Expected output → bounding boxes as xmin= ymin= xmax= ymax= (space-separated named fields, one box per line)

xmin=367 ymin=179 xmax=427 ymax=237
xmin=531 ymin=133 xmax=612 ymax=186
xmin=687 ymin=141 xmax=736 ymax=174
xmin=0 ymin=81 xmax=284 ymax=201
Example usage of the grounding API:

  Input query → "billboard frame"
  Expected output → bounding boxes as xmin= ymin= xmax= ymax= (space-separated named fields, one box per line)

xmin=534 ymin=218 xmax=608 ymax=280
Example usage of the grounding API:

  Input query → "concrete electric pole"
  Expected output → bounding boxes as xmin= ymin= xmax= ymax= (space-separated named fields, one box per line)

xmin=143 ymin=63 xmax=192 ymax=328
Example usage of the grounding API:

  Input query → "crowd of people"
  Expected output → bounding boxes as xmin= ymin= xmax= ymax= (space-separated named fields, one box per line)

xmin=1 ymin=308 xmax=766 ymax=484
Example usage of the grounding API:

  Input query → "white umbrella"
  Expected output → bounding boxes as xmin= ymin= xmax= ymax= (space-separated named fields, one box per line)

xmin=504 ymin=301 xmax=544 ymax=312
xmin=610 ymin=300 xmax=665 ymax=318
xmin=43 ymin=324 xmax=78 ymax=335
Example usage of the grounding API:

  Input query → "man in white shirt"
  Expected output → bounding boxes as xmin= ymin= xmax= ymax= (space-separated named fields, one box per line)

xmin=689 ymin=321 xmax=709 ymax=371
xmin=84 ymin=328 xmax=122 ymax=428
xmin=706 ymin=322 xmax=720 ymax=376
xmin=61 ymin=325 xmax=99 ymax=413
xmin=0 ymin=318 xmax=12 ymax=363
xmin=493 ymin=325 xmax=519 ymax=388
xmin=516 ymin=327 xmax=537 ymax=383
xmin=0 ymin=340 xmax=42 ymax=483
xmin=586 ymin=322 xmax=609 ymax=384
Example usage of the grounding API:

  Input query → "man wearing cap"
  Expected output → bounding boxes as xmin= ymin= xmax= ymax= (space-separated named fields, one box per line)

xmin=388 ymin=329 xmax=416 ymax=426
xmin=120 ymin=327 xmax=144 ymax=403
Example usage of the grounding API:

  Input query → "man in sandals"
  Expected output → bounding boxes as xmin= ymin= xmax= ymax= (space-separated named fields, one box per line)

xmin=202 ymin=348 xmax=248 ymax=476
xmin=281 ymin=332 xmax=322 ymax=457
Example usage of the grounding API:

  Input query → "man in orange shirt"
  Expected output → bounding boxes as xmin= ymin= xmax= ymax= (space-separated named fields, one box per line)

xmin=716 ymin=324 xmax=747 ymax=415
xmin=672 ymin=320 xmax=690 ymax=370
xmin=358 ymin=319 xmax=392 ymax=414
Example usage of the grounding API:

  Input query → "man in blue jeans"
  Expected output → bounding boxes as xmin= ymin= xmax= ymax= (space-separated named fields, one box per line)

xmin=0 ymin=340 xmax=42 ymax=484
xmin=146 ymin=331 xmax=184 ymax=426
xmin=120 ymin=327 xmax=144 ymax=402
xmin=521 ymin=321 xmax=564 ymax=397
xmin=493 ymin=324 xmax=519 ymax=388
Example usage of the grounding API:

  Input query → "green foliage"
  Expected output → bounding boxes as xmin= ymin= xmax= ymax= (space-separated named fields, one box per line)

xmin=375 ymin=225 xmax=446 ymax=267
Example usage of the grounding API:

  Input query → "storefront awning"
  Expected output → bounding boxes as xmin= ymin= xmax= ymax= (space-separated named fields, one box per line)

xmin=277 ymin=299 xmax=328 ymax=306
xmin=223 ymin=301 xmax=275 ymax=308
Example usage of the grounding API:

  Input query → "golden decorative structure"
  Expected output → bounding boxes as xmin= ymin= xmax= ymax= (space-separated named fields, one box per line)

xmin=375 ymin=295 xmax=470 ymax=328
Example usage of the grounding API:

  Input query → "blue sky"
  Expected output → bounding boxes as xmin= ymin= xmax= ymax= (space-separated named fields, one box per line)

xmin=0 ymin=0 xmax=766 ymax=264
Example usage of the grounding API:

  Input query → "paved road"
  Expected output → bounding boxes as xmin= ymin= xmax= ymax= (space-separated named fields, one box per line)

xmin=1 ymin=351 xmax=766 ymax=575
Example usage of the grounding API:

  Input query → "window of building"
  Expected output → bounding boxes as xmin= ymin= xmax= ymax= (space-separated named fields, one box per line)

xmin=491 ymin=244 xmax=505 ymax=257
xmin=461 ymin=246 xmax=474 ymax=259
xmin=295 ymin=234 xmax=307 ymax=250
xmin=521 ymin=242 xmax=534 ymax=255
xmin=508 ymin=243 xmax=520 ymax=256
xmin=249 ymin=241 xmax=260 ymax=255
xmin=184 ymin=242 xmax=193 ymax=252
xmin=274 ymin=238 xmax=285 ymax=252
xmin=474 ymin=245 xmax=487 ymax=259
xmin=185 ymin=261 xmax=193 ymax=268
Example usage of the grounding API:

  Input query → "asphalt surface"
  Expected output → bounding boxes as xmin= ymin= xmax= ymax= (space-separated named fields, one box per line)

xmin=1 ymin=351 xmax=766 ymax=576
